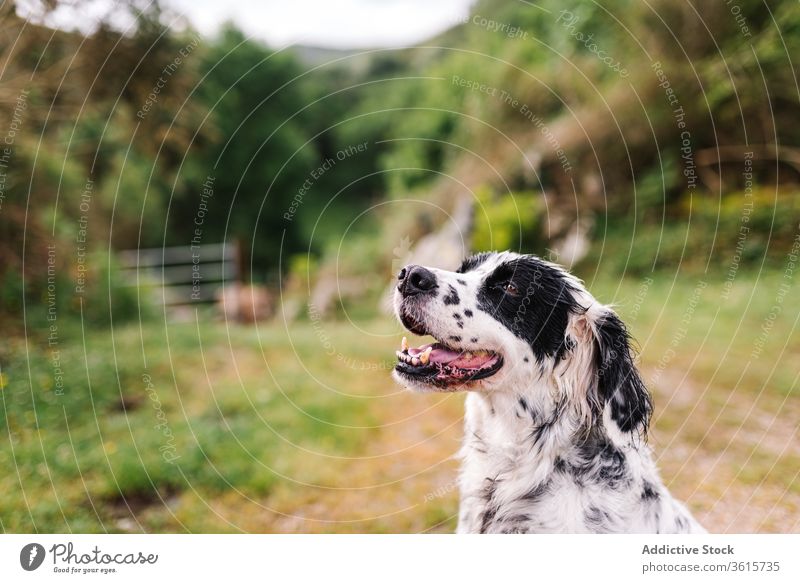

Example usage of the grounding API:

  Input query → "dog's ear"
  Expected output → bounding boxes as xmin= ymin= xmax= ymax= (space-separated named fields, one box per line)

xmin=593 ymin=309 xmax=652 ymax=434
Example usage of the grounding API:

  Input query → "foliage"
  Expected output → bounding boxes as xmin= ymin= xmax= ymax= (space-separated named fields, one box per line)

xmin=5 ymin=0 xmax=800 ymax=330
xmin=331 ymin=0 xmax=800 ymax=282
xmin=0 ymin=2 xmax=208 ymax=326
xmin=585 ymin=187 xmax=800 ymax=276
xmin=471 ymin=187 xmax=542 ymax=253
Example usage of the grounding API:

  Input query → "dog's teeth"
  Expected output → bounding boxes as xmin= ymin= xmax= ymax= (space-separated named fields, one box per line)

xmin=464 ymin=351 xmax=472 ymax=359
xmin=412 ymin=357 xmax=420 ymax=366
xmin=420 ymin=346 xmax=432 ymax=364
xmin=401 ymin=336 xmax=409 ymax=352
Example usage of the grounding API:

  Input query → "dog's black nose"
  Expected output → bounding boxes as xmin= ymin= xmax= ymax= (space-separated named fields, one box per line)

xmin=398 ymin=265 xmax=437 ymax=296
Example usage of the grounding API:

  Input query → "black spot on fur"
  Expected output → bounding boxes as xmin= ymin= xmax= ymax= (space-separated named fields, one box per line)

xmin=479 ymin=506 xmax=498 ymax=534
xmin=520 ymin=480 xmax=550 ymax=501
xmin=642 ymin=481 xmax=659 ymax=502
xmin=470 ymin=337 xmax=478 ymax=343
xmin=585 ymin=506 xmax=613 ymax=532
xmin=473 ymin=255 xmax=580 ymax=362
xmin=598 ymin=447 xmax=628 ymax=486
xmin=530 ymin=399 xmax=566 ymax=445
xmin=458 ymin=253 xmax=493 ymax=274
xmin=499 ymin=520 xmax=530 ymax=534
xmin=518 ymin=397 xmax=529 ymax=411
xmin=470 ymin=431 xmax=488 ymax=455
xmin=457 ymin=321 xmax=464 ymax=329
xmin=464 ymin=309 xmax=473 ymax=317
xmin=531 ymin=422 xmax=552 ymax=445
xmin=457 ymin=279 xmax=467 ymax=286
xmin=453 ymin=312 xmax=462 ymax=320
xmin=585 ymin=506 xmax=608 ymax=523
xmin=449 ymin=335 xmax=462 ymax=342
xmin=523 ymin=357 xmax=529 ymax=363
xmin=568 ymin=429 xmax=630 ymax=489
xmin=443 ymin=285 xmax=460 ymax=306
xmin=479 ymin=477 xmax=500 ymax=533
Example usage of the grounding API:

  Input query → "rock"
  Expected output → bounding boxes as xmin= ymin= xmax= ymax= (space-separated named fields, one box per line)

xmin=381 ymin=196 xmax=473 ymax=313
xmin=216 ymin=283 xmax=274 ymax=323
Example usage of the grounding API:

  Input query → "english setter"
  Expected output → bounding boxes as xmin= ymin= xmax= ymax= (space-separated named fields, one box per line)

xmin=392 ymin=251 xmax=705 ymax=534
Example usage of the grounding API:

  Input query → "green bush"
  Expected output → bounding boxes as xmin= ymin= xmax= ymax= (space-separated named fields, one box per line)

xmin=78 ymin=250 xmax=152 ymax=327
xmin=472 ymin=187 xmax=543 ymax=253
xmin=583 ymin=187 xmax=800 ymax=275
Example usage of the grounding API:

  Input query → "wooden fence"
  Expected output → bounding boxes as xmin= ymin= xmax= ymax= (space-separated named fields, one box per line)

xmin=118 ymin=241 xmax=241 ymax=306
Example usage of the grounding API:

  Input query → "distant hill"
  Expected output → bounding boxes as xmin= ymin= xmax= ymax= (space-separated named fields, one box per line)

xmin=290 ymin=44 xmax=380 ymax=77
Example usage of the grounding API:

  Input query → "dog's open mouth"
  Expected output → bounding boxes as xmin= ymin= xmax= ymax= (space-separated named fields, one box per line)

xmin=394 ymin=337 xmax=503 ymax=385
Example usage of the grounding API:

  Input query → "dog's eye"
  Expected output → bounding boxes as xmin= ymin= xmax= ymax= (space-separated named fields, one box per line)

xmin=503 ymin=282 xmax=519 ymax=295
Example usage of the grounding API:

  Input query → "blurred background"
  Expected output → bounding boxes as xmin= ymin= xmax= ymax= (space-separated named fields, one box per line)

xmin=1 ymin=0 xmax=798 ymax=533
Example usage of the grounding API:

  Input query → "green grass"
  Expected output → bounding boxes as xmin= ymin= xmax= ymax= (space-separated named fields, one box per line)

xmin=0 ymin=314 xmax=383 ymax=532
xmin=1 ymin=273 xmax=798 ymax=533
xmin=587 ymin=271 xmax=800 ymax=398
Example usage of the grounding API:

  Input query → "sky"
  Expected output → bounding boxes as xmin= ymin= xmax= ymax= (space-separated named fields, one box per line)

xmin=167 ymin=0 xmax=475 ymax=48
xmin=17 ymin=0 xmax=476 ymax=49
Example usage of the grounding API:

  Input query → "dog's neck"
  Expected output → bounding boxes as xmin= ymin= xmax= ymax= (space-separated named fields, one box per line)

xmin=467 ymin=362 xmax=620 ymax=446
xmin=463 ymin=382 xmax=593 ymax=467
xmin=457 ymin=373 xmax=635 ymax=531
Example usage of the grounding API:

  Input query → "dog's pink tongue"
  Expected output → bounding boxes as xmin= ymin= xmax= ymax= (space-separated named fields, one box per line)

xmin=429 ymin=346 xmax=462 ymax=364
xmin=408 ymin=344 xmax=496 ymax=369
xmin=450 ymin=352 xmax=496 ymax=369
xmin=408 ymin=344 xmax=460 ymax=363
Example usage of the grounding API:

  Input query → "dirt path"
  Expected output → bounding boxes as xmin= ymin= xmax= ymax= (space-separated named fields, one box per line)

xmin=647 ymin=369 xmax=800 ymax=533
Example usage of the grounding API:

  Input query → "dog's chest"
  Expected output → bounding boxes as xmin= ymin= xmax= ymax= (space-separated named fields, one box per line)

xmin=457 ymin=398 xmax=651 ymax=533
xmin=459 ymin=443 xmax=629 ymax=533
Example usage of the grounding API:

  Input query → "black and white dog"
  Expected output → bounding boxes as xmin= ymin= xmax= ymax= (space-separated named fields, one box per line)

xmin=392 ymin=251 xmax=704 ymax=533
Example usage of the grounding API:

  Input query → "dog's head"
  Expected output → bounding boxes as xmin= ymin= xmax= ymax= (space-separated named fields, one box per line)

xmin=392 ymin=251 xmax=651 ymax=433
